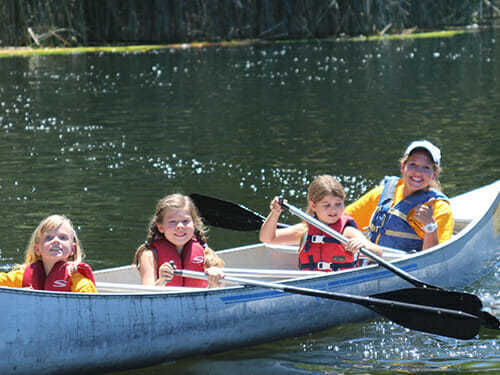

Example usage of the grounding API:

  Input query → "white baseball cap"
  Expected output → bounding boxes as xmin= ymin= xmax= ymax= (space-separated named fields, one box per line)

xmin=404 ymin=140 xmax=441 ymax=165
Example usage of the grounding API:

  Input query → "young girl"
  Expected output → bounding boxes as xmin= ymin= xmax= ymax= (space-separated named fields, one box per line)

xmin=345 ymin=140 xmax=454 ymax=252
xmin=0 ymin=215 xmax=97 ymax=293
xmin=260 ymin=175 xmax=382 ymax=272
xmin=133 ymin=193 xmax=225 ymax=288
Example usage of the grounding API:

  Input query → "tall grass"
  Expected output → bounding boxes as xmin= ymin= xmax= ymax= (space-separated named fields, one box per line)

xmin=0 ymin=0 xmax=495 ymax=47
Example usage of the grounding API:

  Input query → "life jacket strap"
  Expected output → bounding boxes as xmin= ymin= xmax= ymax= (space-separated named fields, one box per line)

xmin=384 ymin=229 xmax=421 ymax=240
xmin=300 ymin=260 xmax=358 ymax=271
xmin=307 ymin=235 xmax=340 ymax=244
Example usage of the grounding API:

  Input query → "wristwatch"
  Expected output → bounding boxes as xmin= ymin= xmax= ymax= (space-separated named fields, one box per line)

xmin=423 ymin=221 xmax=438 ymax=233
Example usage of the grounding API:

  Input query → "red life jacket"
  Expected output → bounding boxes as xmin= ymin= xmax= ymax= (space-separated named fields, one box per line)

xmin=22 ymin=260 xmax=95 ymax=291
xmin=151 ymin=238 xmax=207 ymax=288
xmin=299 ymin=215 xmax=359 ymax=272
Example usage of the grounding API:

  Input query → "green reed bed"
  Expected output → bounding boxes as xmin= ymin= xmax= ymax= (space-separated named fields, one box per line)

xmin=0 ymin=0 xmax=495 ymax=47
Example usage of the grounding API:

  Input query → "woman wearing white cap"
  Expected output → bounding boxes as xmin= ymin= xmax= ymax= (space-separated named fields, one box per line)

xmin=345 ymin=140 xmax=454 ymax=252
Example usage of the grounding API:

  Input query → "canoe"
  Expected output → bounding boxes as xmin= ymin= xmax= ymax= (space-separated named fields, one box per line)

xmin=1 ymin=180 xmax=499 ymax=375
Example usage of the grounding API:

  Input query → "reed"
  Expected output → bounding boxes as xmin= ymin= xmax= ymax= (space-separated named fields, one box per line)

xmin=0 ymin=0 xmax=495 ymax=47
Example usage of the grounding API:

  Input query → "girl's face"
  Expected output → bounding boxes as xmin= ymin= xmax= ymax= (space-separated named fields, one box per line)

xmin=35 ymin=222 xmax=75 ymax=265
xmin=309 ymin=194 xmax=344 ymax=225
xmin=400 ymin=151 xmax=437 ymax=196
xmin=157 ymin=207 xmax=195 ymax=252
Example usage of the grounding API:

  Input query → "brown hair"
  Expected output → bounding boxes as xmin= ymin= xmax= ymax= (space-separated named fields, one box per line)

xmin=133 ymin=193 xmax=209 ymax=267
xmin=400 ymin=149 xmax=442 ymax=191
xmin=306 ymin=175 xmax=346 ymax=216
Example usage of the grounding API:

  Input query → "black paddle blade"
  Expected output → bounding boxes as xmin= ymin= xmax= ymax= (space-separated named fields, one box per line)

xmin=372 ymin=288 xmax=483 ymax=316
xmin=368 ymin=301 xmax=480 ymax=340
xmin=369 ymin=288 xmax=481 ymax=338
xmin=281 ymin=285 xmax=480 ymax=340
xmin=190 ymin=193 xmax=265 ymax=231
xmin=373 ymin=288 xmax=500 ymax=330
xmin=479 ymin=311 xmax=500 ymax=330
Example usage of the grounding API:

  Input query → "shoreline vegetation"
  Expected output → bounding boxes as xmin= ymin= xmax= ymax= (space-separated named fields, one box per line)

xmin=0 ymin=29 xmax=481 ymax=58
xmin=1 ymin=0 xmax=498 ymax=57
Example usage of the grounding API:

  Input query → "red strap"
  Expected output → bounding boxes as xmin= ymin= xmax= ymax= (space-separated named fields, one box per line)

xmin=76 ymin=263 xmax=96 ymax=284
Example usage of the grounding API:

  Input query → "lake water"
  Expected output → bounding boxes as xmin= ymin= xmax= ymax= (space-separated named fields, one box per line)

xmin=0 ymin=29 xmax=499 ymax=374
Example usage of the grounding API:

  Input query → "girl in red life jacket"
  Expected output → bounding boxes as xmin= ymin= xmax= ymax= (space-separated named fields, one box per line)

xmin=259 ymin=175 xmax=383 ymax=272
xmin=133 ymin=193 xmax=225 ymax=288
xmin=0 ymin=215 xmax=96 ymax=293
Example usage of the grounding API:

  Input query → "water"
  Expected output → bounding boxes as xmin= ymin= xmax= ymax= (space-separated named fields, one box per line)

xmin=0 ymin=29 xmax=499 ymax=373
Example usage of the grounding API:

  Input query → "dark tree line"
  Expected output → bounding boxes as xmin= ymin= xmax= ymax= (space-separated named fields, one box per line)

xmin=0 ymin=0 xmax=496 ymax=47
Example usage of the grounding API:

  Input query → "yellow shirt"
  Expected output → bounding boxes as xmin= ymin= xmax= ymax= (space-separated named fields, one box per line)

xmin=345 ymin=179 xmax=454 ymax=243
xmin=0 ymin=265 xmax=97 ymax=293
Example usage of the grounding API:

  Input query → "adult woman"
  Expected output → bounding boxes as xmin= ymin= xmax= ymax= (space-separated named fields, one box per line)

xmin=345 ymin=140 xmax=454 ymax=252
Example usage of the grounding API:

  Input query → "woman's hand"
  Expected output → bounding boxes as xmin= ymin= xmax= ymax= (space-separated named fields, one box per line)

xmin=206 ymin=266 xmax=224 ymax=288
xmin=413 ymin=198 xmax=435 ymax=226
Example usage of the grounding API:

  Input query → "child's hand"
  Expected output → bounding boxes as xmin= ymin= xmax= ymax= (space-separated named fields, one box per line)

xmin=206 ymin=266 xmax=224 ymax=288
xmin=344 ymin=237 xmax=366 ymax=254
xmin=158 ymin=262 xmax=174 ymax=284
xmin=270 ymin=196 xmax=284 ymax=215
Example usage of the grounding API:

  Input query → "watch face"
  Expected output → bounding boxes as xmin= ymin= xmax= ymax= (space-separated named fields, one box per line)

xmin=424 ymin=222 xmax=437 ymax=233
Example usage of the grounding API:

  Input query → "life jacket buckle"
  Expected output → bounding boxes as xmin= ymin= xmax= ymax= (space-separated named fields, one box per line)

xmin=310 ymin=235 xmax=325 ymax=243
xmin=316 ymin=262 xmax=332 ymax=270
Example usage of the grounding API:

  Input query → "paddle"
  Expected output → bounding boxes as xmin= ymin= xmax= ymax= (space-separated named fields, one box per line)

xmin=174 ymin=269 xmax=480 ymax=340
xmin=279 ymin=199 xmax=500 ymax=330
xmin=190 ymin=193 xmax=289 ymax=231
xmin=190 ymin=193 xmax=499 ymax=330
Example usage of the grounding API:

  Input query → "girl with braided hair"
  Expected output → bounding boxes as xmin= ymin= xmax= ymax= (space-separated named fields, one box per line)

xmin=133 ymin=194 xmax=224 ymax=288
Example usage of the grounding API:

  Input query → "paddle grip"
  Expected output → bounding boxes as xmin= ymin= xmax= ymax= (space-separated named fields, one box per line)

xmin=278 ymin=197 xmax=288 ymax=211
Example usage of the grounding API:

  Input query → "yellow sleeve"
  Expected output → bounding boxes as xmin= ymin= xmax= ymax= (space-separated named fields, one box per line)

xmin=408 ymin=200 xmax=455 ymax=243
xmin=345 ymin=185 xmax=384 ymax=230
xmin=0 ymin=268 xmax=25 ymax=288
xmin=71 ymin=272 xmax=97 ymax=293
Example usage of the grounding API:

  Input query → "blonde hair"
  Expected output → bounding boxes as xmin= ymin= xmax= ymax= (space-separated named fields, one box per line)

xmin=23 ymin=215 xmax=84 ymax=268
xmin=133 ymin=193 xmax=218 ymax=267
xmin=306 ymin=175 xmax=346 ymax=216
xmin=400 ymin=151 xmax=442 ymax=191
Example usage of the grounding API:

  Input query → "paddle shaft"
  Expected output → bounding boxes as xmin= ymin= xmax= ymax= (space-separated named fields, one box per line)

xmin=280 ymin=200 xmax=440 ymax=290
xmin=281 ymin=200 xmax=500 ymax=330
xmin=175 ymin=269 xmax=479 ymax=340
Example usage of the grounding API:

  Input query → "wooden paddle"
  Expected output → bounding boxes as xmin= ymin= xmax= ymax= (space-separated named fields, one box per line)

xmin=280 ymin=199 xmax=500 ymax=330
xmin=174 ymin=269 xmax=480 ymax=340
xmin=190 ymin=193 xmax=499 ymax=330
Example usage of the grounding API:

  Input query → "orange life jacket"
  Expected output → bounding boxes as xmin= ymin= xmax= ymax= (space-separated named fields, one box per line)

xmin=22 ymin=260 xmax=95 ymax=291
xmin=151 ymin=238 xmax=207 ymax=288
xmin=299 ymin=215 xmax=359 ymax=272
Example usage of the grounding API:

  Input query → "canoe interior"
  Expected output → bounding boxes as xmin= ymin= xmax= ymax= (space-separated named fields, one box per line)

xmin=94 ymin=223 xmax=465 ymax=293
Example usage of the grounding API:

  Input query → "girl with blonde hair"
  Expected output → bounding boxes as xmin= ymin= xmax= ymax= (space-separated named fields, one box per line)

xmin=0 ymin=215 xmax=96 ymax=292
